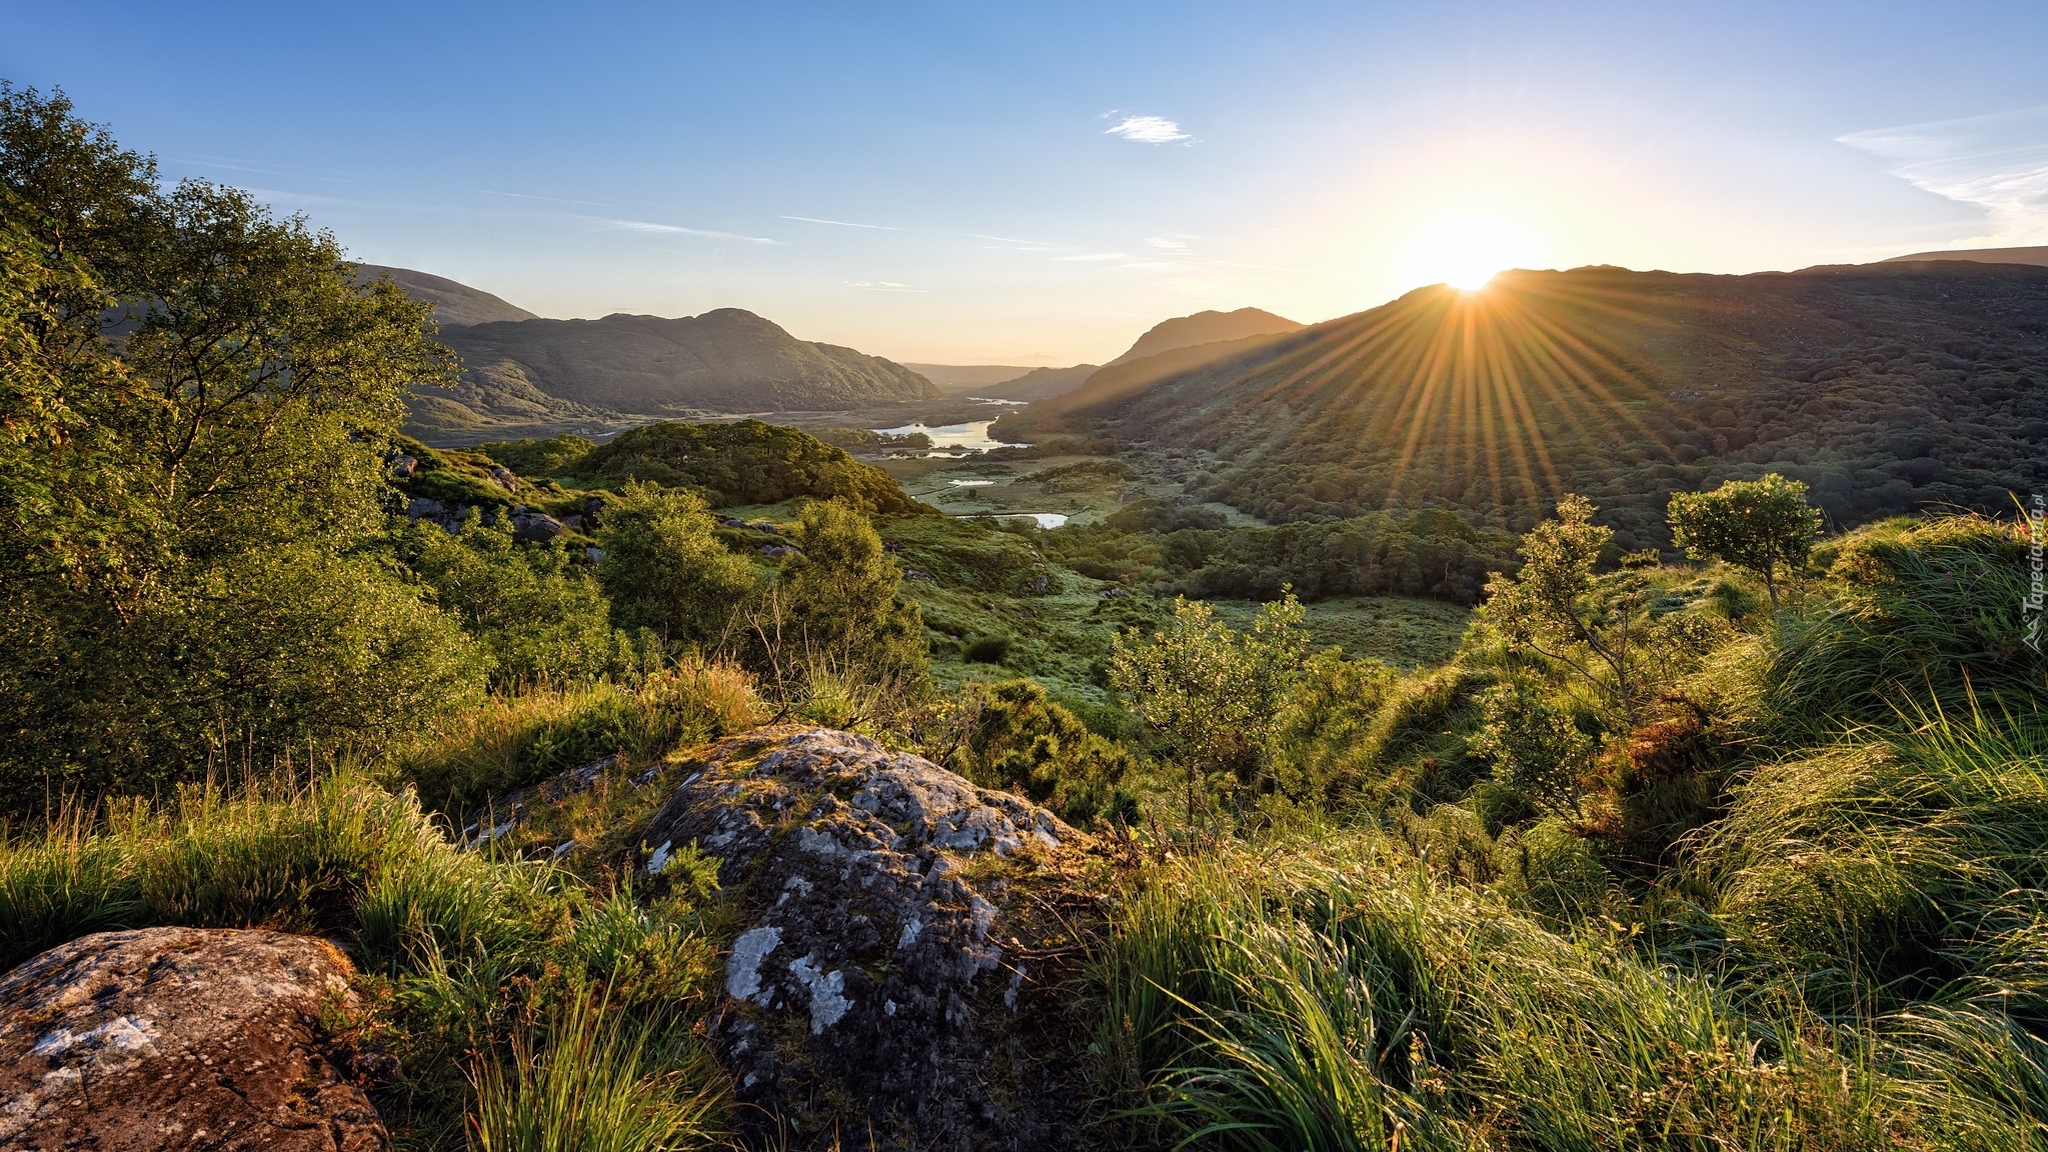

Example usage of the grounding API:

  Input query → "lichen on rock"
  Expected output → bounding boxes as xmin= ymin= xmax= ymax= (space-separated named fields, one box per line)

xmin=639 ymin=724 xmax=1097 ymax=1149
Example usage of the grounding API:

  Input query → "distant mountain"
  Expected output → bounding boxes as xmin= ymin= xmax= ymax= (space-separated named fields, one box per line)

xmin=904 ymin=364 xmax=1042 ymax=392
xmin=971 ymin=364 xmax=1100 ymax=403
xmin=1882 ymin=245 xmax=2048 ymax=268
xmin=1002 ymin=262 xmax=2048 ymax=552
xmin=357 ymin=265 xmax=538 ymax=327
xmin=1107 ymin=307 xmax=1303 ymax=366
xmin=433 ymin=308 xmax=942 ymax=418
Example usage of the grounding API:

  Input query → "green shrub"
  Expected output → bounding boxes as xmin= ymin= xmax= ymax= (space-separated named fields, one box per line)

xmin=964 ymin=634 xmax=1011 ymax=664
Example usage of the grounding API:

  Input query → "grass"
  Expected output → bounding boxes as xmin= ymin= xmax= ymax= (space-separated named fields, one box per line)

xmin=1212 ymin=595 xmax=1473 ymax=669
xmin=467 ymin=983 xmax=727 ymax=1152
xmin=0 ymin=764 xmax=735 ymax=1148
xmin=396 ymin=659 xmax=764 ymax=816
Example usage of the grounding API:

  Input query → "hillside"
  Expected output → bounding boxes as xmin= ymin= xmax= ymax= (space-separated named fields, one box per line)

xmin=355 ymin=264 xmax=539 ymax=327
xmin=1107 ymin=306 xmax=1303 ymax=365
xmin=437 ymin=308 xmax=942 ymax=415
xmin=903 ymin=363 xmax=1041 ymax=391
xmin=971 ymin=362 xmax=1099 ymax=402
xmin=1882 ymin=244 xmax=2048 ymax=268
xmin=1002 ymin=262 xmax=2048 ymax=551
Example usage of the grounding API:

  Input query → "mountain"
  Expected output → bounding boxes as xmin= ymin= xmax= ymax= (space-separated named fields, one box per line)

xmin=433 ymin=308 xmax=943 ymax=416
xmin=356 ymin=265 xmax=539 ymax=327
xmin=1002 ymin=262 xmax=2048 ymax=552
xmin=1107 ymin=307 xmax=1304 ymax=365
xmin=1882 ymin=245 xmax=2048 ymax=268
xmin=970 ymin=364 xmax=1100 ymax=402
xmin=903 ymin=364 xmax=1042 ymax=392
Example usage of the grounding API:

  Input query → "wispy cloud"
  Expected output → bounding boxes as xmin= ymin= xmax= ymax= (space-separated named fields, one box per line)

xmin=1147 ymin=235 xmax=1193 ymax=251
xmin=1840 ymin=107 xmax=2048 ymax=245
xmin=846 ymin=280 xmax=924 ymax=292
xmin=481 ymin=189 xmax=613 ymax=208
xmin=590 ymin=216 xmax=780 ymax=244
xmin=1051 ymin=252 xmax=1126 ymax=262
xmin=783 ymin=215 xmax=904 ymax=231
xmin=1104 ymin=115 xmax=1195 ymax=145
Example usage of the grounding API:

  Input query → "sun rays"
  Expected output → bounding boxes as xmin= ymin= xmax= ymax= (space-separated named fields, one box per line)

xmin=1218 ymin=274 xmax=1688 ymax=526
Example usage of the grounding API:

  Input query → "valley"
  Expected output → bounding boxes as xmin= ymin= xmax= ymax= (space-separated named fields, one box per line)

xmin=10 ymin=76 xmax=2048 ymax=1152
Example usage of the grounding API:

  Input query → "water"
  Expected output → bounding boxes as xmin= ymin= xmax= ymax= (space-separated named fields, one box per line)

xmin=872 ymin=419 xmax=1022 ymax=451
xmin=948 ymin=479 xmax=996 ymax=487
xmin=965 ymin=512 xmax=1068 ymax=529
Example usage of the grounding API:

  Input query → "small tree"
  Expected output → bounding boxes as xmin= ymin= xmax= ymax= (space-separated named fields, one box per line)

xmin=1480 ymin=494 xmax=1649 ymax=727
xmin=596 ymin=480 xmax=757 ymax=649
xmin=1666 ymin=473 xmax=1821 ymax=610
xmin=752 ymin=500 xmax=928 ymax=716
xmin=1109 ymin=593 xmax=1308 ymax=823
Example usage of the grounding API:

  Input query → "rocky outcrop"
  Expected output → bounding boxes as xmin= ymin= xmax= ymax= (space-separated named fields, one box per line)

xmin=640 ymin=725 xmax=1100 ymax=1150
xmin=0 ymin=928 xmax=385 ymax=1151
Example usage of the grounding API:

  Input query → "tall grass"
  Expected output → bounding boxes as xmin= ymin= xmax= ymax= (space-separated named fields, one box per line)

xmin=0 ymin=771 xmax=731 ymax=1148
xmin=1105 ymin=834 xmax=1918 ymax=1151
xmin=397 ymin=659 xmax=763 ymax=814
xmin=467 ymin=984 xmax=726 ymax=1152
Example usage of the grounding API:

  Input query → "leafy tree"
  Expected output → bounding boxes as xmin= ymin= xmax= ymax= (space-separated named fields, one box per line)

xmin=1667 ymin=473 xmax=1821 ymax=610
xmin=756 ymin=500 xmax=927 ymax=704
xmin=1468 ymin=677 xmax=1597 ymax=820
xmin=0 ymin=87 xmax=478 ymax=803
xmin=397 ymin=516 xmax=619 ymax=687
xmin=1479 ymin=495 xmax=1650 ymax=727
xmin=1110 ymin=593 xmax=1308 ymax=822
xmin=595 ymin=480 xmax=757 ymax=649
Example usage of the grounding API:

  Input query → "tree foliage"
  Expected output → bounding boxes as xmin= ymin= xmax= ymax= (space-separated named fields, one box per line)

xmin=595 ymin=480 xmax=757 ymax=650
xmin=1110 ymin=593 xmax=1308 ymax=820
xmin=1668 ymin=472 xmax=1821 ymax=609
xmin=0 ymin=85 xmax=476 ymax=800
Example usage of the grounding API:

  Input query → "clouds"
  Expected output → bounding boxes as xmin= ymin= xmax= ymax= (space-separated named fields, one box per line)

xmin=595 ymin=217 xmax=780 ymax=244
xmin=1840 ymin=107 xmax=2048 ymax=245
xmin=846 ymin=280 xmax=923 ymax=292
xmin=1105 ymin=115 xmax=1194 ymax=145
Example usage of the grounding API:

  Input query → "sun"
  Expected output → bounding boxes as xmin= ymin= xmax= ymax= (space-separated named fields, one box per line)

xmin=1401 ymin=215 xmax=1549 ymax=292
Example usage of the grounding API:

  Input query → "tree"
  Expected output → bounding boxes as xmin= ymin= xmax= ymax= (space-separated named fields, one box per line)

xmin=1109 ymin=593 xmax=1308 ymax=822
xmin=596 ymin=480 xmax=757 ymax=650
xmin=1667 ymin=473 xmax=1821 ymax=610
xmin=1479 ymin=495 xmax=1649 ymax=727
xmin=1 ymin=87 xmax=480 ymax=804
xmin=757 ymin=500 xmax=927 ymax=706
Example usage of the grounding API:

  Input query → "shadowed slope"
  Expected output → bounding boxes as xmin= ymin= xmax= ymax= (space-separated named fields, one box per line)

xmin=1007 ymin=263 xmax=2048 ymax=550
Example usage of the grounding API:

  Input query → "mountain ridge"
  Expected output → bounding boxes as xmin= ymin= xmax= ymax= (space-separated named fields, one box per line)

xmin=1000 ymin=261 xmax=2048 ymax=551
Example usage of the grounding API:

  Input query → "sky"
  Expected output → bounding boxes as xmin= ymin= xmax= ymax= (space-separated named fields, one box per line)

xmin=6 ymin=1 xmax=2048 ymax=365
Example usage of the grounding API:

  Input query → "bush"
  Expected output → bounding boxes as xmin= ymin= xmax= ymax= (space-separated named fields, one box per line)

xmin=963 ymin=634 xmax=1011 ymax=664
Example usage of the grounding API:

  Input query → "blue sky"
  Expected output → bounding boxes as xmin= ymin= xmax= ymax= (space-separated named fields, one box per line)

xmin=6 ymin=1 xmax=2047 ymax=363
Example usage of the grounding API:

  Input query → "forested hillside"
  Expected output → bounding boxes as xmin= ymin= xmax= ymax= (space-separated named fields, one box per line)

xmin=1005 ymin=264 xmax=2048 ymax=551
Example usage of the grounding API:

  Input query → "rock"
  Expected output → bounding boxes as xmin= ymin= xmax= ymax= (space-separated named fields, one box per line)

xmin=584 ymin=546 xmax=604 ymax=564
xmin=388 ymin=454 xmax=417 ymax=479
xmin=0 ymin=927 xmax=386 ymax=1151
xmin=562 ymin=512 xmax=585 ymax=530
xmin=759 ymin=544 xmax=796 ymax=559
xmin=903 ymin=567 xmax=936 ymax=583
xmin=511 ymin=511 xmax=566 ymax=543
xmin=404 ymin=495 xmax=446 ymax=522
xmin=487 ymin=465 xmax=518 ymax=492
xmin=640 ymin=725 xmax=1097 ymax=1150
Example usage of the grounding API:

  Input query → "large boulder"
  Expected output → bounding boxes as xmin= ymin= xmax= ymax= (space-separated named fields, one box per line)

xmin=640 ymin=725 xmax=1100 ymax=1150
xmin=0 ymin=927 xmax=385 ymax=1151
